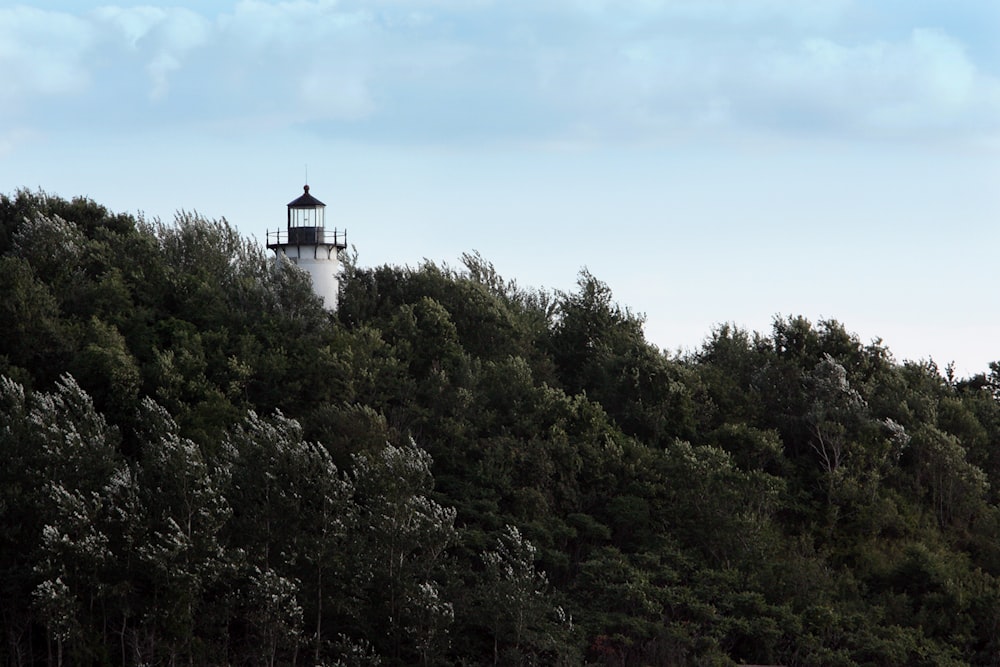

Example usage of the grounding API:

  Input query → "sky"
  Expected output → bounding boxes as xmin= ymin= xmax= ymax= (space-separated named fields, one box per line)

xmin=2 ymin=1 xmax=999 ymax=376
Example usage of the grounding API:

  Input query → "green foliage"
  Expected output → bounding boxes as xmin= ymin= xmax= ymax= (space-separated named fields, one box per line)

xmin=474 ymin=525 xmax=579 ymax=665
xmin=550 ymin=270 xmax=698 ymax=444
xmin=223 ymin=410 xmax=353 ymax=664
xmin=6 ymin=189 xmax=1000 ymax=665
xmin=0 ymin=256 xmax=72 ymax=386
xmin=348 ymin=440 xmax=458 ymax=664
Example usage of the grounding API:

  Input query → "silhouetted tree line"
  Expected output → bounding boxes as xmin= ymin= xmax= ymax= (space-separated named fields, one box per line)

xmin=4 ymin=188 xmax=1000 ymax=665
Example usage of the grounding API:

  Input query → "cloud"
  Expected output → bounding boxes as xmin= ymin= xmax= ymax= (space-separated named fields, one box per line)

xmin=93 ymin=6 xmax=211 ymax=100
xmin=2 ymin=1 xmax=998 ymax=146
xmin=565 ymin=0 xmax=854 ymax=28
xmin=210 ymin=1 xmax=380 ymax=122
xmin=521 ymin=10 xmax=1000 ymax=143
xmin=92 ymin=5 xmax=168 ymax=48
xmin=745 ymin=28 xmax=1000 ymax=135
xmin=0 ymin=7 xmax=95 ymax=104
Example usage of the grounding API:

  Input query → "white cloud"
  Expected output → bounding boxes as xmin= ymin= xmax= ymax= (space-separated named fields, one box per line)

xmin=749 ymin=28 xmax=1000 ymax=134
xmin=558 ymin=0 xmax=853 ymax=29
xmin=219 ymin=0 xmax=371 ymax=49
xmin=92 ymin=6 xmax=166 ymax=48
xmin=877 ymin=29 xmax=990 ymax=129
xmin=531 ymin=15 xmax=1000 ymax=143
xmin=148 ymin=52 xmax=182 ymax=101
xmin=1 ymin=1 xmax=998 ymax=145
xmin=93 ymin=6 xmax=210 ymax=101
xmin=156 ymin=7 xmax=211 ymax=52
xmin=0 ymin=7 xmax=94 ymax=103
xmin=208 ymin=1 xmax=381 ymax=122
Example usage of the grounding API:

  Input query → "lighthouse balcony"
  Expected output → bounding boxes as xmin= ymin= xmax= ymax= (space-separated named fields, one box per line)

xmin=267 ymin=227 xmax=347 ymax=249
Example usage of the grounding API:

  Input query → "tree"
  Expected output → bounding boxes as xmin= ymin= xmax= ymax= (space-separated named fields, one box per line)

xmin=348 ymin=440 xmax=457 ymax=664
xmin=549 ymin=271 xmax=697 ymax=444
xmin=909 ymin=425 xmax=988 ymax=529
xmin=0 ymin=257 xmax=71 ymax=386
xmin=476 ymin=525 xmax=577 ymax=665
xmin=223 ymin=410 xmax=353 ymax=664
xmin=0 ymin=375 xmax=123 ymax=665
xmin=129 ymin=398 xmax=231 ymax=664
xmin=805 ymin=354 xmax=867 ymax=482
xmin=69 ymin=317 xmax=141 ymax=426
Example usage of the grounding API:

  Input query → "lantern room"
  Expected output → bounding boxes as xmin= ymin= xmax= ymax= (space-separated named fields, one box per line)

xmin=286 ymin=184 xmax=326 ymax=244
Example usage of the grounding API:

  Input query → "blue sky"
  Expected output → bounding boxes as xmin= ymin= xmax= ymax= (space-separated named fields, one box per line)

xmin=2 ymin=1 xmax=999 ymax=375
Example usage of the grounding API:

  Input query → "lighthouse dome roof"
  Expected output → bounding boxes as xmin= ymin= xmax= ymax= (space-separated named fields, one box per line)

xmin=288 ymin=185 xmax=325 ymax=208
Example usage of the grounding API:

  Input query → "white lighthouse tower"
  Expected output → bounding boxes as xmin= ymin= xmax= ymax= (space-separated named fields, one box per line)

xmin=267 ymin=184 xmax=347 ymax=310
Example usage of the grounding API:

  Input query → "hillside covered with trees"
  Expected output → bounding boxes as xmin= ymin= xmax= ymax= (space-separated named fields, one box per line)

xmin=4 ymin=189 xmax=1000 ymax=666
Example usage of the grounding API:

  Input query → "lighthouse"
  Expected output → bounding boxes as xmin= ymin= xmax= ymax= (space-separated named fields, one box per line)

xmin=267 ymin=184 xmax=347 ymax=310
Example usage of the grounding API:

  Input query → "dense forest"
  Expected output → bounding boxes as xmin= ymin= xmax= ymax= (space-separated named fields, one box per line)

xmin=3 ymin=189 xmax=1000 ymax=666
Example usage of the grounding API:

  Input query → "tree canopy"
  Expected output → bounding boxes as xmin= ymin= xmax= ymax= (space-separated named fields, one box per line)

xmin=3 ymin=188 xmax=1000 ymax=666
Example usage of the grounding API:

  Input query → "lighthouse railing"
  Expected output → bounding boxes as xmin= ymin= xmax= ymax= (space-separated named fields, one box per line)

xmin=267 ymin=228 xmax=347 ymax=249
